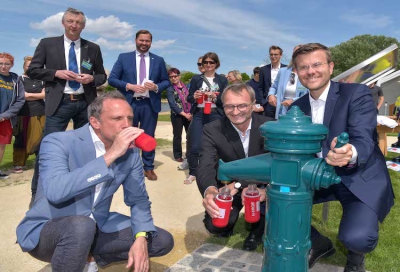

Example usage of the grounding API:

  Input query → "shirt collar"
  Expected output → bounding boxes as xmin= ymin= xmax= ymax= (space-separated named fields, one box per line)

xmin=271 ymin=63 xmax=281 ymax=70
xmin=136 ymin=50 xmax=149 ymax=57
xmin=231 ymin=118 xmax=252 ymax=136
xmin=89 ymin=125 xmax=105 ymax=148
xmin=309 ymin=81 xmax=331 ymax=104
xmin=64 ymin=34 xmax=81 ymax=46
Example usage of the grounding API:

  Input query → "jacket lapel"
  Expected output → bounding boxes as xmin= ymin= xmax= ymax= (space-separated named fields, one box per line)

xmin=248 ymin=115 xmax=263 ymax=156
xmin=58 ymin=35 xmax=67 ymax=70
xmin=222 ymin=117 xmax=245 ymax=159
xmin=149 ymin=52 xmax=154 ymax=79
xmin=80 ymin=39 xmax=89 ymax=70
xmin=323 ymin=81 xmax=340 ymax=130
xmin=132 ymin=51 xmax=137 ymax=83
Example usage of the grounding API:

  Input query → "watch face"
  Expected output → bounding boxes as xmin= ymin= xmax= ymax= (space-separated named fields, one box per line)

xmin=234 ymin=182 xmax=241 ymax=189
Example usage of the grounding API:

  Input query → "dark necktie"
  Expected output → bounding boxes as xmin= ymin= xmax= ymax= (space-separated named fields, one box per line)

xmin=68 ymin=42 xmax=80 ymax=91
xmin=139 ymin=54 xmax=146 ymax=85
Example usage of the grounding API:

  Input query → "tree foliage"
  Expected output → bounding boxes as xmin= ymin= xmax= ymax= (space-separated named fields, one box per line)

xmin=241 ymin=73 xmax=250 ymax=82
xmin=330 ymin=34 xmax=400 ymax=78
xmin=180 ymin=71 xmax=196 ymax=85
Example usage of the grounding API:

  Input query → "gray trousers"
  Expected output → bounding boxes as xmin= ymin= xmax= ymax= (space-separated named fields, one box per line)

xmin=29 ymin=215 xmax=174 ymax=272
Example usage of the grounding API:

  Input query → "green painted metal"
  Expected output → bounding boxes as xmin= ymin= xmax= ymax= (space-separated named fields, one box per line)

xmin=217 ymin=106 xmax=344 ymax=272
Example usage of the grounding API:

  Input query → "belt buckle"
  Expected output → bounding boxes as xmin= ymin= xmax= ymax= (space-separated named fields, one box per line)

xmin=70 ymin=94 xmax=79 ymax=101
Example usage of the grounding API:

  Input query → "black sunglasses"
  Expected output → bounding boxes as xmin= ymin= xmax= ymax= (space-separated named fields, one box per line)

xmin=203 ymin=61 xmax=216 ymax=65
xmin=197 ymin=63 xmax=202 ymax=66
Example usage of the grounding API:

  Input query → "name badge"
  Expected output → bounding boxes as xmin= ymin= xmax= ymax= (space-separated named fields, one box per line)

xmin=82 ymin=59 xmax=92 ymax=70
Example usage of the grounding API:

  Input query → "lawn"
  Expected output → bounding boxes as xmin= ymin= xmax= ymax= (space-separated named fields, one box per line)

xmin=207 ymin=152 xmax=400 ymax=272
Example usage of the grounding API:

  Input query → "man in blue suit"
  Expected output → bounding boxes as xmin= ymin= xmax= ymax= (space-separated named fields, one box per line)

xmin=291 ymin=43 xmax=394 ymax=272
xmin=109 ymin=30 xmax=170 ymax=181
xmin=16 ymin=91 xmax=173 ymax=272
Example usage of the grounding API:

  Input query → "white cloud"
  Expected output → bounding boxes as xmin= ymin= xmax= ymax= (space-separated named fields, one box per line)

xmin=239 ymin=45 xmax=248 ymax=50
xmin=341 ymin=12 xmax=392 ymax=28
xmin=30 ymin=38 xmax=41 ymax=47
xmin=152 ymin=39 xmax=177 ymax=49
xmin=30 ymin=12 xmax=135 ymax=39
xmin=95 ymin=37 xmax=176 ymax=51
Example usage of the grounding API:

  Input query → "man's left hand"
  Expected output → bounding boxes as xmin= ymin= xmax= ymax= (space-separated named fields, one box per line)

xmin=325 ymin=137 xmax=353 ymax=167
xmin=143 ymin=81 xmax=158 ymax=91
xmin=126 ymin=237 xmax=149 ymax=272
xmin=75 ymin=74 xmax=94 ymax=84
xmin=281 ymin=99 xmax=293 ymax=107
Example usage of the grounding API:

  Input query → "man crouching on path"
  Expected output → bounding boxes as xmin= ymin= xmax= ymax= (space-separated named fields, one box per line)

xmin=16 ymin=91 xmax=173 ymax=272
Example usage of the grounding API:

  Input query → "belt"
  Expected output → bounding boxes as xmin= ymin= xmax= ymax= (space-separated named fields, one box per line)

xmin=63 ymin=93 xmax=85 ymax=101
xmin=196 ymin=107 xmax=218 ymax=113
xmin=134 ymin=96 xmax=149 ymax=100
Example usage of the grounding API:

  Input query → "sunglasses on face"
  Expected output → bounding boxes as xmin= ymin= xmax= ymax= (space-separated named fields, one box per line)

xmin=197 ymin=63 xmax=202 ymax=66
xmin=169 ymin=75 xmax=180 ymax=79
xmin=203 ymin=61 xmax=216 ymax=65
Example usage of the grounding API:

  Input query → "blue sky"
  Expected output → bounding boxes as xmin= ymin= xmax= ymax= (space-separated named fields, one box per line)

xmin=2 ymin=0 xmax=399 ymax=76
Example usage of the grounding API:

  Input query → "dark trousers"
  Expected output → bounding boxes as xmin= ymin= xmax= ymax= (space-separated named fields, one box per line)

xmin=187 ymin=109 xmax=222 ymax=176
xmin=131 ymin=99 xmax=158 ymax=170
xmin=263 ymin=102 xmax=276 ymax=118
xmin=29 ymin=216 xmax=174 ymax=271
xmin=31 ymin=99 xmax=88 ymax=197
xmin=311 ymin=183 xmax=379 ymax=254
xmin=171 ymin=113 xmax=190 ymax=159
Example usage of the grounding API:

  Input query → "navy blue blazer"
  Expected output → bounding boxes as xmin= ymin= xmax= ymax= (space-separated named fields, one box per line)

xmin=293 ymin=81 xmax=394 ymax=222
xmin=258 ymin=63 xmax=287 ymax=106
xmin=187 ymin=73 xmax=228 ymax=115
xmin=108 ymin=51 xmax=170 ymax=113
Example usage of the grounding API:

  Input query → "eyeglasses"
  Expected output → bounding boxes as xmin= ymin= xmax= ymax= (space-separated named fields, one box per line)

xmin=169 ymin=75 xmax=180 ymax=79
xmin=289 ymin=72 xmax=296 ymax=85
xmin=269 ymin=54 xmax=280 ymax=57
xmin=197 ymin=63 xmax=202 ymax=67
xmin=297 ymin=62 xmax=328 ymax=73
xmin=0 ymin=63 xmax=12 ymax=67
xmin=223 ymin=103 xmax=251 ymax=112
xmin=203 ymin=61 xmax=216 ymax=65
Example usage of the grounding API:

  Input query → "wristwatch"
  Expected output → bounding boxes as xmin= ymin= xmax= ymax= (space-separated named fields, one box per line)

xmin=135 ymin=231 xmax=153 ymax=243
xmin=234 ymin=182 xmax=242 ymax=189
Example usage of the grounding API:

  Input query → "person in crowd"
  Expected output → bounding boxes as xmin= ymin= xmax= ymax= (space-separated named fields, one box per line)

xmin=0 ymin=52 xmax=25 ymax=179
xmin=27 ymin=7 xmax=107 ymax=204
xmin=291 ymin=43 xmax=394 ymax=272
xmin=16 ymin=91 xmax=174 ymax=272
xmin=185 ymin=52 xmax=228 ymax=184
xmin=166 ymin=68 xmax=192 ymax=163
xmin=197 ymin=56 xmax=206 ymax=74
xmin=12 ymin=56 xmax=45 ymax=174
xmin=259 ymin=45 xmax=287 ymax=117
xmin=267 ymin=45 xmax=308 ymax=119
xmin=109 ymin=29 xmax=170 ymax=181
xmin=227 ymin=70 xmax=243 ymax=84
xmin=368 ymin=81 xmax=384 ymax=112
xmin=246 ymin=67 xmax=264 ymax=115
xmin=198 ymin=83 xmax=273 ymax=250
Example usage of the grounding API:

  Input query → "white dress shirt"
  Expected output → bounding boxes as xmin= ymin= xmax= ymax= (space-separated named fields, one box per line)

xmin=231 ymin=119 xmax=252 ymax=158
xmin=63 ymin=35 xmax=84 ymax=94
xmin=271 ymin=63 xmax=281 ymax=84
xmin=134 ymin=50 xmax=150 ymax=98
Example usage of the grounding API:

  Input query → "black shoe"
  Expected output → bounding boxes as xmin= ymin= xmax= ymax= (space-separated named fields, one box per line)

xmin=344 ymin=252 xmax=365 ymax=272
xmin=308 ymin=236 xmax=336 ymax=268
xmin=242 ymin=231 xmax=263 ymax=251
xmin=392 ymin=139 xmax=400 ymax=147
xmin=214 ymin=229 xmax=233 ymax=238
xmin=393 ymin=156 xmax=400 ymax=163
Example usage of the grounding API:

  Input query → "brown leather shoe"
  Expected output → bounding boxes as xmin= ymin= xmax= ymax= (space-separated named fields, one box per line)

xmin=144 ymin=170 xmax=157 ymax=180
xmin=175 ymin=158 xmax=184 ymax=162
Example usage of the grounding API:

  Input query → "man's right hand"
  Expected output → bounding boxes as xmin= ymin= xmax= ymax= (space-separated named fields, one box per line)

xmin=55 ymin=70 xmax=79 ymax=81
xmin=268 ymin=95 xmax=277 ymax=106
xmin=103 ymin=127 xmax=144 ymax=166
xmin=127 ymin=83 xmax=147 ymax=94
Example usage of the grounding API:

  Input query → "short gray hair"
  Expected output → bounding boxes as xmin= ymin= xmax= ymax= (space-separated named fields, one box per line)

xmin=62 ymin=7 xmax=86 ymax=25
xmin=221 ymin=83 xmax=256 ymax=104
xmin=88 ymin=91 xmax=127 ymax=120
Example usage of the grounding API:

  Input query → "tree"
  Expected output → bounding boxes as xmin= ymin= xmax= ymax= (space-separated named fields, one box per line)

xmin=330 ymin=34 xmax=400 ymax=78
xmin=241 ymin=73 xmax=250 ymax=82
xmin=180 ymin=71 xmax=196 ymax=85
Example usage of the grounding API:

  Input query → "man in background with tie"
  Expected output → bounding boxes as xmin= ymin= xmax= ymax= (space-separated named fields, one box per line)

xmin=27 ymin=7 xmax=107 ymax=204
xmin=109 ymin=30 xmax=170 ymax=181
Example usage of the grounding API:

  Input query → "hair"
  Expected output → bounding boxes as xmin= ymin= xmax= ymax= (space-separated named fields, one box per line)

xmin=62 ymin=7 xmax=86 ymax=25
xmin=168 ymin=68 xmax=180 ymax=76
xmin=0 ymin=52 xmax=14 ymax=65
xmin=136 ymin=30 xmax=153 ymax=41
xmin=23 ymin=56 xmax=33 ymax=68
xmin=88 ymin=91 xmax=127 ymax=120
xmin=202 ymin=52 xmax=221 ymax=69
xmin=253 ymin=67 xmax=260 ymax=75
xmin=228 ymin=70 xmax=242 ymax=82
xmin=221 ymin=83 xmax=255 ymax=103
xmin=269 ymin=45 xmax=283 ymax=55
xmin=287 ymin=44 xmax=303 ymax=68
xmin=292 ymin=43 xmax=332 ymax=68
xmin=198 ymin=56 xmax=203 ymax=62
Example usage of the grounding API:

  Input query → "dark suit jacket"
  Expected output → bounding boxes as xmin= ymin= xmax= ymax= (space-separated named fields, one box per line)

xmin=196 ymin=113 xmax=274 ymax=196
xmin=258 ymin=63 xmax=287 ymax=106
xmin=108 ymin=51 xmax=170 ymax=113
xmin=293 ymin=81 xmax=394 ymax=222
xmin=27 ymin=35 xmax=107 ymax=116
xmin=187 ymin=73 xmax=228 ymax=116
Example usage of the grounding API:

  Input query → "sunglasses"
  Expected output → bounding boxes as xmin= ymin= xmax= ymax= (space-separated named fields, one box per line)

xmin=169 ymin=75 xmax=180 ymax=79
xmin=203 ymin=61 xmax=216 ymax=65
xmin=197 ymin=63 xmax=202 ymax=66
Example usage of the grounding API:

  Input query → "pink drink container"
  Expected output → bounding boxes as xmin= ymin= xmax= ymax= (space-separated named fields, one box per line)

xmin=244 ymin=184 xmax=260 ymax=223
xmin=212 ymin=187 xmax=233 ymax=228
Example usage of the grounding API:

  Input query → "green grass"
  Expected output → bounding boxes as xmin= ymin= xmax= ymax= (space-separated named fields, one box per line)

xmin=158 ymin=114 xmax=171 ymax=122
xmin=207 ymin=152 xmax=400 ymax=271
xmin=0 ymin=140 xmax=36 ymax=171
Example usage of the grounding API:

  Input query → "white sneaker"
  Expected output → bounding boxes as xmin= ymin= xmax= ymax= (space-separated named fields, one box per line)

xmin=0 ymin=171 xmax=9 ymax=179
xmin=177 ymin=159 xmax=189 ymax=170
xmin=84 ymin=261 xmax=98 ymax=272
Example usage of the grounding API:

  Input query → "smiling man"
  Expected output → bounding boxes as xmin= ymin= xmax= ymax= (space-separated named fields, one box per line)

xmin=292 ymin=43 xmax=394 ymax=272
xmin=197 ymin=83 xmax=273 ymax=251
xmin=109 ymin=30 xmax=170 ymax=181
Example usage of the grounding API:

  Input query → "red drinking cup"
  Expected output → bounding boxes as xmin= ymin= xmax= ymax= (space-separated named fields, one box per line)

xmin=204 ymin=101 xmax=212 ymax=114
xmin=244 ymin=191 xmax=261 ymax=223
xmin=134 ymin=133 xmax=157 ymax=152
xmin=196 ymin=93 xmax=204 ymax=104
xmin=212 ymin=194 xmax=233 ymax=228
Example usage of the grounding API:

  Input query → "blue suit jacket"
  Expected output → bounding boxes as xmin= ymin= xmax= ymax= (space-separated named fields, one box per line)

xmin=268 ymin=67 xmax=308 ymax=119
xmin=258 ymin=63 xmax=287 ymax=106
xmin=293 ymin=81 xmax=394 ymax=222
xmin=16 ymin=124 xmax=156 ymax=252
xmin=108 ymin=51 xmax=170 ymax=113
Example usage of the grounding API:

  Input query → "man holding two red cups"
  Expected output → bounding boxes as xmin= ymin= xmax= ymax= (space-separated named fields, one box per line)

xmin=197 ymin=83 xmax=274 ymax=251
